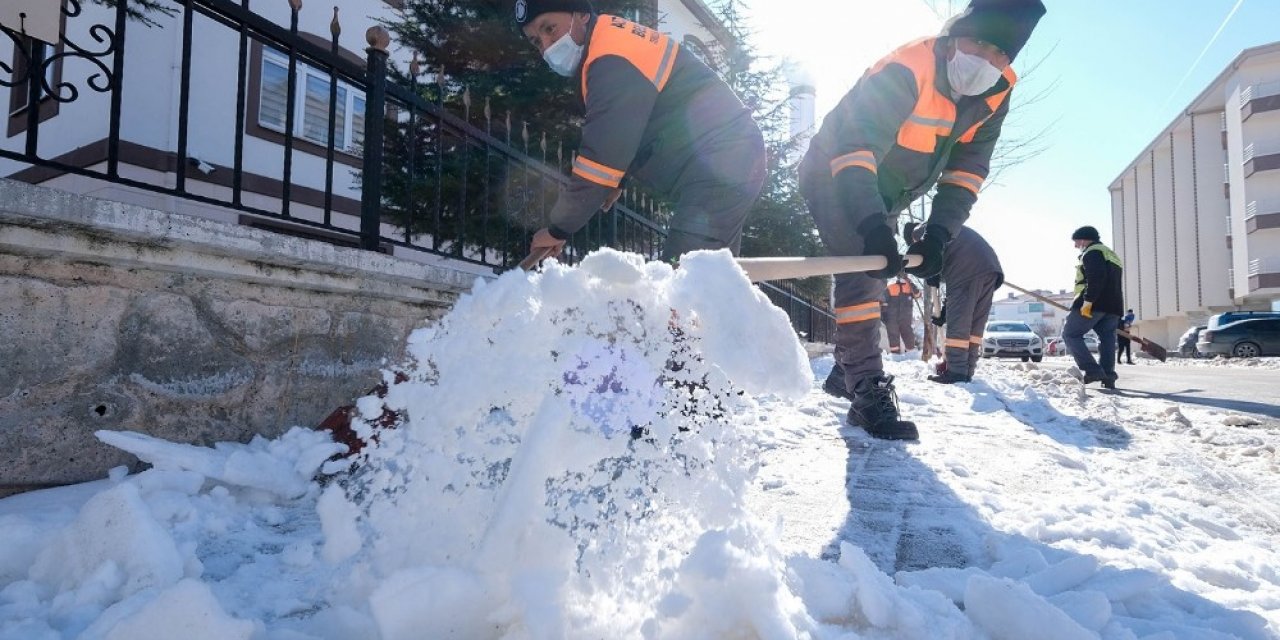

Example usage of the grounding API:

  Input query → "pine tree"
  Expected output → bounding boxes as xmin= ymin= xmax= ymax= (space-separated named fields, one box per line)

xmin=708 ymin=0 xmax=825 ymax=299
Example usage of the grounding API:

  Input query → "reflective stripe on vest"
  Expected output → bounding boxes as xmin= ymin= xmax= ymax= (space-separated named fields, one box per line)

xmin=581 ymin=15 xmax=678 ymax=101
xmin=865 ymin=38 xmax=1017 ymax=154
xmin=887 ymin=282 xmax=913 ymax=297
xmin=1074 ymin=243 xmax=1123 ymax=296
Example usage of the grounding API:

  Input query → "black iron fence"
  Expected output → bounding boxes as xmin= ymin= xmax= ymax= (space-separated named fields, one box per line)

xmin=1 ymin=0 xmax=832 ymax=342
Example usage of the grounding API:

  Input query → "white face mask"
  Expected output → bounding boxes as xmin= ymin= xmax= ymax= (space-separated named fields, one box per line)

xmin=543 ymin=30 xmax=584 ymax=77
xmin=947 ymin=49 xmax=1003 ymax=96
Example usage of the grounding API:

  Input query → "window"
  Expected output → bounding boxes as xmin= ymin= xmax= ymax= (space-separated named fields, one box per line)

xmin=9 ymin=41 xmax=57 ymax=116
xmin=258 ymin=47 xmax=364 ymax=156
xmin=1026 ymin=302 xmax=1044 ymax=312
xmin=8 ymin=36 xmax=64 ymax=137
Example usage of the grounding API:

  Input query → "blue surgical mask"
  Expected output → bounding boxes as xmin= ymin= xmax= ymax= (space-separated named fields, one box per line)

xmin=947 ymin=50 xmax=1003 ymax=96
xmin=543 ymin=31 xmax=584 ymax=77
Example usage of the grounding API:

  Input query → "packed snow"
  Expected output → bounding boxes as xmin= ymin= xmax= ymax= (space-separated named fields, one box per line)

xmin=1139 ymin=357 xmax=1280 ymax=371
xmin=1 ymin=249 xmax=1277 ymax=639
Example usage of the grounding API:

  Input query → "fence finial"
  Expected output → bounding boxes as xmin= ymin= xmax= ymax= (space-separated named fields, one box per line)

xmin=365 ymin=26 xmax=390 ymax=52
xmin=410 ymin=51 xmax=420 ymax=77
xmin=288 ymin=0 xmax=302 ymax=12
xmin=330 ymin=7 xmax=340 ymax=38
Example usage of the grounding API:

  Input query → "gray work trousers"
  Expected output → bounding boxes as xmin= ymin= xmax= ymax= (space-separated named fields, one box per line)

xmin=659 ymin=126 xmax=767 ymax=262
xmin=883 ymin=297 xmax=916 ymax=353
xmin=942 ymin=273 xmax=1002 ymax=378
xmin=803 ymin=167 xmax=893 ymax=394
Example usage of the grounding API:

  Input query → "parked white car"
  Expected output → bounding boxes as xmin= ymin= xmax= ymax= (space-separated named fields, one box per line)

xmin=982 ymin=321 xmax=1044 ymax=362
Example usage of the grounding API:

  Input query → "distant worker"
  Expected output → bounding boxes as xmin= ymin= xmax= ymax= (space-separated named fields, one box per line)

xmin=515 ymin=0 xmax=766 ymax=262
xmin=1064 ymin=226 xmax=1124 ymax=389
xmin=883 ymin=275 xmax=921 ymax=354
xmin=903 ymin=223 xmax=1003 ymax=384
xmin=1117 ymin=308 xmax=1135 ymax=364
xmin=807 ymin=0 xmax=1045 ymax=440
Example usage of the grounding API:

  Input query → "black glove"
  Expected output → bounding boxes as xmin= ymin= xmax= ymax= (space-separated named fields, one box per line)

xmin=857 ymin=217 xmax=904 ymax=279
xmin=932 ymin=301 xmax=947 ymax=326
xmin=902 ymin=221 xmax=919 ymax=242
xmin=925 ymin=275 xmax=941 ymax=288
xmin=905 ymin=224 xmax=950 ymax=279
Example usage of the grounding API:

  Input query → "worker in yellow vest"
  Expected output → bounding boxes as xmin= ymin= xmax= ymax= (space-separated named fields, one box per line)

xmin=1064 ymin=225 xmax=1124 ymax=389
xmin=515 ymin=0 xmax=766 ymax=262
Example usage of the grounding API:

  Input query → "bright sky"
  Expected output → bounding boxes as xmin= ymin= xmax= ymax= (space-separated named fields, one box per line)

xmin=744 ymin=0 xmax=1280 ymax=293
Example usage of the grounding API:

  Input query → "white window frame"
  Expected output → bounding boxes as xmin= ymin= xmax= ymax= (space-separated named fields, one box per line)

xmin=259 ymin=47 xmax=365 ymax=156
xmin=9 ymin=41 xmax=58 ymax=117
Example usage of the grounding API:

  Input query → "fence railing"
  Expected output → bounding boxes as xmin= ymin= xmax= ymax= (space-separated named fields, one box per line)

xmin=0 ymin=0 xmax=835 ymax=341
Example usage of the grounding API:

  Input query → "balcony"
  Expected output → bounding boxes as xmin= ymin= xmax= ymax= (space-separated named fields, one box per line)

xmin=1243 ymin=141 xmax=1280 ymax=177
xmin=1241 ymin=81 xmax=1280 ymax=121
xmin=1248 ymin=258 xmax=1280 ymax=292
xmin=1245 ymin=200 xmax=1280 ymax=233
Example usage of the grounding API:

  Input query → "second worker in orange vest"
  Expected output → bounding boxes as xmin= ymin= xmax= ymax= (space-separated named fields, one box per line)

xmin=515 ymin=0 xmax=766 ymax=263
xmin=883 ymin=276 xmax=921 ymax=355
xmin=806 ymin=0 xmax=1044 ymax=440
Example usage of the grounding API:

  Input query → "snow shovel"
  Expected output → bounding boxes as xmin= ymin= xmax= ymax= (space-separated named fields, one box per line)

xmin=519 ymin=251 xmax=925 ymax=282
xmin=1003 ymin=281 xmax=1168 ymax=362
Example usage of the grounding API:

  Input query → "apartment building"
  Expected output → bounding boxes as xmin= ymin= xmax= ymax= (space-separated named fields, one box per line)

xmin=1108 ymin=41 xmax=1280 ymax=347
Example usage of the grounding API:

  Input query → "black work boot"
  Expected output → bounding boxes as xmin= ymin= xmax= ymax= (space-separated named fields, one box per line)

xmin=927 ymin=370 xmax=970 ymax=385
xmin=847 ymin=374 xmax=919 ymax=441
xmin=822 ymin=362 xmax=853 ymax=401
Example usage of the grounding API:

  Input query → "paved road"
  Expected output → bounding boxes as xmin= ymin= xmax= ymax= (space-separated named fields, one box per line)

xmin=1040 ymin=359 xmax=1280 ymax=420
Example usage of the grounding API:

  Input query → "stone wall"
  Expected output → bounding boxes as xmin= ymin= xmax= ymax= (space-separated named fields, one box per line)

xmin=0 ymin=179 xmax=479 ymax=495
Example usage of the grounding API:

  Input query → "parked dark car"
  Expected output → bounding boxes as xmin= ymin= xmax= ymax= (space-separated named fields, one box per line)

xmin=1178 ymin=326 xmax=1206 ymax=358
xmin=1197 ymin=318 xmax=1280 ymax=358
xmin=1209 ymin=311 xmax=1280 ymax=328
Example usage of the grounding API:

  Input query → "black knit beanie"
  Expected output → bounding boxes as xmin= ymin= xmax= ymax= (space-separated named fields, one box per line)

xmin=1071 ymin=226 xmax=1100 ymax=242
xmin=514 ymin=0 xmax=595 ymax=27
xmin=941 ymin=0 xmax=1046 ymax=62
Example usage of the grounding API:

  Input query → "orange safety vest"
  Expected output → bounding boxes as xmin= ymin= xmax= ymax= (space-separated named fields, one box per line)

xmin=570 ymin=16 xmax=679 ymax=188
xmin=858 ymin=38 xmax=1017 ymax=195
xmin=887 ymin=281 xmax=915 ymax=297
xmin=580 ymin=16 xmax=678 ymax=101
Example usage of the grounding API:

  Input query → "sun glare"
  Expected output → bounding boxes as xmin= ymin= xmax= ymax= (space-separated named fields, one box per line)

xmin=748 ymin=0 xmax=943 ymax=117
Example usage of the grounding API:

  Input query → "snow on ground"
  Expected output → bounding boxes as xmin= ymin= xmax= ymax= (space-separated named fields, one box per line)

xmin=1 ymin=249 xmax=1278 ymax=639
xmin=1136 ymin=356 xmax=1280 ymax=371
